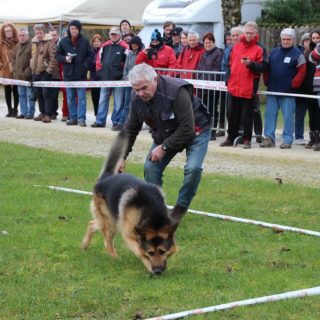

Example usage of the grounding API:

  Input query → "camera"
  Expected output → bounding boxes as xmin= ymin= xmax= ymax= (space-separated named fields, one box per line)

xmin=147 ymin=48 xmax=158 ymax=60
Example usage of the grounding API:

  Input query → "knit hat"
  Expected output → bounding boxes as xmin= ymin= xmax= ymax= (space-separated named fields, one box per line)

xmin=150 ymin=29 xmax=162 ymax=43
xmin=301 ymin=33 xmax=311 ymax=44
xmin=129 ymin=35 xmax=143 ymax=51
xmin=280 ymin=28 xmax=296 ymax=39
xmin=68 ymin=20 xmax=82 ymax=31
xmin=170 ymin=27 xmax=183 ymax=36
xmin=120 ymin=19 xmax=131 ymax=29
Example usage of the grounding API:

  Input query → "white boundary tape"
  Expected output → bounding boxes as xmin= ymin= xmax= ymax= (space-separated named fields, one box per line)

xmin=34 ymin=185 xmax=320 ymax=237
xmin=144 ymin=286 xmax=320 ymax=320
xmin=1 ymin=76 xmax=319 ymax=99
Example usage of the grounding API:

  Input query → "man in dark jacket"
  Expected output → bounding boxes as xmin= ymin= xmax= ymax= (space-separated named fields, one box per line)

xmin=118 ymin=63 xmax=212 ymax=219
xmin=261 ymin=28 xmax=306 ymax=149
xmin=56 ymin=20 xmax=92 ymax=127
xmin=91 ymin=26 xmax=128 ymax=130
xmin=12 ymin=28 xmax=35 ymax=119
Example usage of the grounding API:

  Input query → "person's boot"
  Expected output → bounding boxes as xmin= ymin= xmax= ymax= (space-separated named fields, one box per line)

xmin=305 ymin=131 xmax=316 ymax=149
xmin=6 ymin=107 xmax=13 ymax=117
xmin=313 ymin=131 xmax=320 ymax=151
xmin=11 ymin=107 xmax=18 ymax=117
xmin=170 ymin=204 xmax=188 ymax=221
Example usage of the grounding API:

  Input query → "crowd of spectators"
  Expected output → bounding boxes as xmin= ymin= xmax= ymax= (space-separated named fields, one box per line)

xmin=0 ymin=19 xmax=320 ymax=150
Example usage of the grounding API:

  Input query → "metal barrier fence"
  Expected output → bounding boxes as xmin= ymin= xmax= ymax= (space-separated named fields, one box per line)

xmin=155 ymin=68 xmax=228 ymax=135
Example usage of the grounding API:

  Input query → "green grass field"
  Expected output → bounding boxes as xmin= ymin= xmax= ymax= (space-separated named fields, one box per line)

xmin=1 ymin=142 xmax=319 ymax=319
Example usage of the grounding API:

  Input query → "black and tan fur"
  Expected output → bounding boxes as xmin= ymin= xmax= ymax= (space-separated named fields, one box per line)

xmin=81 ymin=130 xmax=179 ymax=274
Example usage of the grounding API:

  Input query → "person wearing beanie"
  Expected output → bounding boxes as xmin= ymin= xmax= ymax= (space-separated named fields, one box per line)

xmin=261 ymin=27 xmax=306 ymax=149
xmin=56 ymin=19 xmax=93 ymax=127
xmin=119 ymin=19 xmax=132 ymax=36
xmin=170 ymin=27 xmax=184 ymax=58
xmin=135 ymin=28 xmax=176 ymax=74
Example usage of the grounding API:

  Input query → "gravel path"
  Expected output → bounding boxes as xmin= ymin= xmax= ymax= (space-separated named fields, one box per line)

xmin=1 ymin=104 xmax=319 ymax=187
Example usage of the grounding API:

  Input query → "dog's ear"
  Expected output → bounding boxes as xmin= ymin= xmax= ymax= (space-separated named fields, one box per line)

xmin=160 ymin=220 xmax=179 ymax=235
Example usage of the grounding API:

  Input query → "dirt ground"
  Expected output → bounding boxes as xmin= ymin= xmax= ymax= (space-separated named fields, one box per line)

xmin=1 ymin=99 xmax=319 ymax=187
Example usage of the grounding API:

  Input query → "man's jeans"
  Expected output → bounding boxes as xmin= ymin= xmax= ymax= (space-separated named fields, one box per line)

xmin=17 ymin=85 xmax=35 ymax=116
xmin=119 ymin=87 xmax=132 ymax=125
xmin=95 ymin=87 xmax=123 ymax=126
xmin=144 ymin=128 xmax=211 ymax=209
xmin=264 ymin=95 xmax=295 ymax=144
xmin=66 ymin=87 xmax=87 ymax=122
xmin=295 ymin=97 xmax=308 ymax=139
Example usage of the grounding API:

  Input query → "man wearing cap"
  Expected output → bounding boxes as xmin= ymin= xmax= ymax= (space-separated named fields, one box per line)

xmin=56 ymin=20 xmax=92 ymax=127
xmin=261 ymin=28 xmax=306 ymax=149
xmin=135 ymin=29 xmax=176 ymax=74
xmin=171 ymin=27 xmax=184 ymax=58
xmin=91 ymin=26 xmax=128 ymax=130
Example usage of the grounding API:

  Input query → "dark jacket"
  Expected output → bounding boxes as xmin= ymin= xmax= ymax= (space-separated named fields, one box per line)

xmin=266 ymin=45 xmax=306 ymax=93
xmin=56 ymin=34 xmax=92 ymax=81
xmin=124 ymin=76 xmax=211 ymax=157
xmin=96 ymin=39 xmax=128 ymax=81
xmin=197 ymin=46 xmax=223 ymax=80
xmin=12 ymin=40 xmax=32 ymax=81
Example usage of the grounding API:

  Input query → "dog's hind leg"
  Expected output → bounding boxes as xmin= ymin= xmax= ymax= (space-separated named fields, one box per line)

xmin=81 ymin=220 xmax=98 ymax=250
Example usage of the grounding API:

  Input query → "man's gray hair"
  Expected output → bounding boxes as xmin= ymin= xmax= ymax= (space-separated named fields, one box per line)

xmin=187 ymin=30 xmax=200 ymax=40
xmin=230 ymin=26 xmax=243 ymax=35
xmin=244 ymin=21 xmax=258 ymax=32
xmin=18 ymin=27 xmax=29 ymax=34
xmin=129 ymin=63 xmax=157 ymax=85
xmin=280 ymin=28 xmax=296 ymax=39
xmin=33 ymin=24 xmax=46 ymax=32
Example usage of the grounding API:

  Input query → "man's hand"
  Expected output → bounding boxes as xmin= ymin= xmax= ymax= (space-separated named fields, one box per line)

xmin=149 ymin=145 xmax=166 ymax=162
xmin=117 ymin=158 xmax=126 ymax=173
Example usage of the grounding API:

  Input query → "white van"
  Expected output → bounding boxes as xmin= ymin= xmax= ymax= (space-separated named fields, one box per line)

xmin=139 ymin=0 xmax=263 ymax=48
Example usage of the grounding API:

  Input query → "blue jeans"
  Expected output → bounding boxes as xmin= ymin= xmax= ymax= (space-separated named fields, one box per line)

xmin=96 ymin=87 xmax=123 ymax=126
xmin=144 ymin=128 xmax=211 ymax=208
xmin=264 ymin=95 xmax=295 ymax=144
xmin=17 ymin=86 xmax=35 ymax=116
xmin=119 ymin=87 xmax=132 ymax=125
xmin=66 ymin=87 xmax=87 ymax=122
xmin=295 ymin=97 xmax=308 ymax=139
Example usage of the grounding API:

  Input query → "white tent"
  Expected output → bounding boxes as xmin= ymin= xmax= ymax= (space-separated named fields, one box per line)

xmin=0 ymin=0 xmax=151 ymax=25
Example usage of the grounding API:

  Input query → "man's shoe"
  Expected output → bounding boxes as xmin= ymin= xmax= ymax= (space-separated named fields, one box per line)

xmin=220 ymin=139 xmax=233 ymax=147
xmin=91 ymin=122 xmax=105 ymax=128
xmin=15 ymin=114 xmax=26 ymax=119
xmin=79 ymin=121 xmax=87 ymax=127
xmin=255 ymin=136 xmax=263 ymax=143
xmin=61 ymin=116 xmax=68 ymax=122
xmin=51 ymin=115 xmax=57 ymax=120
xmin=243 ymin=140 xmax=251 ymax=149
xmin=42 ymin=115 xmax=51 ymax=123
xmin=280 ymin=142 xmax=292 ymax=149
xmin=66 ymin=119 xmax=78 ymax=125
xmin=25 ymin=115 xmax=34 ymax=120
xmin=111 ymin=124 xmax=123 ymax=131
xmin=216 ymin=131 xmax=225 ymax=137
xmin=33 ymin=114 xmax=43 ymax=121
xmin=260 ymin=137 xmax=275 ymax=148
xmin=210 ymin=131 xmax=216 ymax=141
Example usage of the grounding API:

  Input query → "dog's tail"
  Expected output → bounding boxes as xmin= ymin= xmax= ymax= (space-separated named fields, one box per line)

xmin=99 ymin=130 xmax=128 ymax=178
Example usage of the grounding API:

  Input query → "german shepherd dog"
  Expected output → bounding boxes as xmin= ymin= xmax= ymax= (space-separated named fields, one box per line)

xmin=81 ymin=130 xmax=179 ymax=274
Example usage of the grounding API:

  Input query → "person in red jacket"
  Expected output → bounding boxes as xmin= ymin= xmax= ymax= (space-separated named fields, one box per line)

xmin=135 ymin=29 xmax=176 ymax=75
xmin=176 ymin=31 xmax=205 ymax=79
xmin=220 ymin=21 xmax=267 ymax=149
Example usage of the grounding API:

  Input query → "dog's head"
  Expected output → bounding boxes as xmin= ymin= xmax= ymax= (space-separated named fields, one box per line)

xmin=136 ymin=222 xmax=178 ymax=275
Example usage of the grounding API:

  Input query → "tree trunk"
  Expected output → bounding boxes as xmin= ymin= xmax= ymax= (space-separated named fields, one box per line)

xmin=221 ymin=0 xmax=243 ymax=33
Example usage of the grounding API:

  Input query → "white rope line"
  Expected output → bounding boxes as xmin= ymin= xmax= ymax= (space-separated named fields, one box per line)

xmin=1 ymin=76 xmax=319 ymax=99
xmin=144 ymin=286 xmax=320 ymax=320
xmin=34 ymin=185 xmax=320 ymax=237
